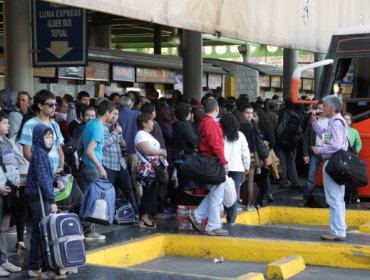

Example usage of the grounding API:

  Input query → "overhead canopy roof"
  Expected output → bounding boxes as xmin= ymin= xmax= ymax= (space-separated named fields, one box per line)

xmin=90 ymin=47 xmax=229 ymax=75
xmin=204 ymin=58 xmax=314 ymax=79
xmin=46 ymin=0 xmax=370 ymax=53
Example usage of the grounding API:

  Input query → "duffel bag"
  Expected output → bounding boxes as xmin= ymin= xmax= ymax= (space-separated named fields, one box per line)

xmin=180 ymin=153 xmax=226 ymax=185
xmin=326 ymin=149 xmax=368 ymax=188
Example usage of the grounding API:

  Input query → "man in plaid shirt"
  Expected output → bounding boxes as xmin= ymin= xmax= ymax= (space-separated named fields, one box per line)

xmin=103 ymin=107 xmax=139 ymax=220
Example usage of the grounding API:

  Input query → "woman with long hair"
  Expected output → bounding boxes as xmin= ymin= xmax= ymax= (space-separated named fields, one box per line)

xmin=219 ymin=113 xmax=250 ymax=224
xmin=254 ymin=108 xmax=275 ymax=206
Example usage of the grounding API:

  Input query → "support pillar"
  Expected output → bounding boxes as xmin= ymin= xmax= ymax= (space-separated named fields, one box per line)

xmin=283 ymin=48 xmax=299 ymax=100
xmin=182 ymin=31 xmax=202 ymax=101
xmin=4 ymin=0 xmax=33 ymax=92
xmin=314 ymin=52 xmax=326 ymax=98
xmin=153 ymin=24 xmax=161 ymax=55
xmin=90 ymin=25 xmax=111 ymax=48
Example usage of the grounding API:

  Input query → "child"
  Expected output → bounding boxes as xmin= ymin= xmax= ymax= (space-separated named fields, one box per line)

xmin=24 ymin=124 xmax=64 ymax=279
xmin=0 ymin=111 xmax=22 ymax=276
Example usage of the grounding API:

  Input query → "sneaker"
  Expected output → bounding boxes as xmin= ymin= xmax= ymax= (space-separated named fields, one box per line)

xmin=5 ymin=225 xmax=16 ymax=235
xmin=28 ymin=269 xmax=42 ymax=278
xmin=207 ymin=228 xmax=229 ymax=236
xmin=1 ymin=261 xmax=21 ymax=272
xmin=320 ymin=233 xmax=346 ymax=241
xmin=188 ymin=213 xmax=204 ymax=232
xmin=247 ymin=205 xmax=257 ymax=211
xmin=41 ymin=270 xmax=67 ymax=279
xmin=0 ymin=267 xmax=9 ymax=277
xmin=84 ymin=224 xmax=106 ymax=241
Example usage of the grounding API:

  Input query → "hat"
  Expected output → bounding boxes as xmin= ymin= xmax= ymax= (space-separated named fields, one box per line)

xmin=268 ymin=99 xmax=279 ymax=107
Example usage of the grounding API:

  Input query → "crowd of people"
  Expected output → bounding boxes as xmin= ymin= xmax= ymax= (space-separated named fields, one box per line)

xmin=0 ymin=87 xmax=363 ymax=277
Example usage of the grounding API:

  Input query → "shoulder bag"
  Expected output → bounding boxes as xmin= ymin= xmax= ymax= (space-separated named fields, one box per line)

xmin=180 ymin=131 xmax=225 ymax=185
xmin=326 ymin=147 xmax=368 ymax=189
xmin=136 ymin=145 xmax=168 ymax=185
xmin=253 ymin=125 xmax=269 ymax=160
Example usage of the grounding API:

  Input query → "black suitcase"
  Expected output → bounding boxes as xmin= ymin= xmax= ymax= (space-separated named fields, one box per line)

xmin=38 ymin=186 xmax=86 ymax=274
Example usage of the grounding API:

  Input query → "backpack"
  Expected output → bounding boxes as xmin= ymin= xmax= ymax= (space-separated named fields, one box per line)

xmin=54 ymin=174 xmax=83 ymax=212
xmin=80 ymin=178 xmax=116 ymax=225
xmin=276 ymin=110 xmax=302 ymax=151
xmin=114 ymin=198 xmax=137 ymax=224
xmin=62 ymin=138 xmax=80 ymax=174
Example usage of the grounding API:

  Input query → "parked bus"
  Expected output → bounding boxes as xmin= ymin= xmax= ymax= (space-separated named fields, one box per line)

xmin=291 ymin=25 xmax=370 ymax=198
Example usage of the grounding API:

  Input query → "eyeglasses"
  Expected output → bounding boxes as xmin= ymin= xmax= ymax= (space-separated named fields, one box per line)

xmin=43 ymin=102 xmax=58 ymax=108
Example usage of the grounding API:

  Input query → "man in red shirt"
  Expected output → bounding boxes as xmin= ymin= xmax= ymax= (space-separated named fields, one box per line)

xmin=189 ymin=99 xmax=229 ymax=236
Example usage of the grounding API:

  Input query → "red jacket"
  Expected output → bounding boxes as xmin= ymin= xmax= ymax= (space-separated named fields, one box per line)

xmin=197 ymin=115 xmax=228 ymax=165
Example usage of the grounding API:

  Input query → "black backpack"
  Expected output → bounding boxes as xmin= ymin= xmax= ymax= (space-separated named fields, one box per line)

xmin=276 ymin=110 xmax=302 ymax=151
xmin=62 ymin=138 xmax=81 ymax=174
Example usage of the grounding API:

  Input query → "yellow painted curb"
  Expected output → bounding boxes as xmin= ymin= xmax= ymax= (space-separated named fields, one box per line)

xmin=267 ymin=255 xmax=305 ymax=279
xmin=87 ymin=234 xmax=166 ymax=268
xmin=235 ymin=206 xmax=370 ymax=228
xmin=359 ymin=222 xmax=370 ymax=233
xmin=87 ymin=234 xmax=370 ymax=270
xmin=236 ymin=272 xmax=265 ymax=280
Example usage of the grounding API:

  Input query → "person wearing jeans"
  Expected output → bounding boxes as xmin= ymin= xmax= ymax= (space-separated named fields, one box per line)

xmin=311 ymin=95 xmax=348 ymax=241
xmin=300 ymin=101 xmax=328 ymax=207
xmin=301 ymin=154 xmax=321 ymax=204
xmin=103 ymin=107 xmax=139 ymax=219
xmin=219 ymin=113 xmax=250 ymax=224
xmin=79 ymin=99 xmax=115 ymax=241
xmin=226 ymin=172 xmax=244 ymax=223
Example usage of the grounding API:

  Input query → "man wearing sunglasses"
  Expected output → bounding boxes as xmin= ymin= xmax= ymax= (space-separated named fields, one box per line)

xmin=19 ymin=90 xmax=64 ymax=174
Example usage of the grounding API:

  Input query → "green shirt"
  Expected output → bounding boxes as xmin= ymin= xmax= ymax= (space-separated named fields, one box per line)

xmin=348 ymin=127 xmax=362 ymax=154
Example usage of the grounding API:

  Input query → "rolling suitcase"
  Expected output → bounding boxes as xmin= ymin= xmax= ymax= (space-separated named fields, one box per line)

xmin=38 ymin=185 xmax=86 ymax=274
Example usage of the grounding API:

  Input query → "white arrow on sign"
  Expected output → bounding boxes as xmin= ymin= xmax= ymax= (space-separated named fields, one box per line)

xmin=46 ymin=41 xmax=73 ymax=59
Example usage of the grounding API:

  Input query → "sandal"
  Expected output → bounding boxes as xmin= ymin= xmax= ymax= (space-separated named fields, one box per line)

xmin=139 ymin=220 xmax=156 ymax=228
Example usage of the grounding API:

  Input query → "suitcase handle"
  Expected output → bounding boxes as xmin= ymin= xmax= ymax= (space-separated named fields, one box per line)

xmin=37 ymin=184 xmax=46 ymax=218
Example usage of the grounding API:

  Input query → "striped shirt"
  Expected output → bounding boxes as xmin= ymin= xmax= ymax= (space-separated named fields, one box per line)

xmin=19 ymin=117 xmax=64 ymax=172
xmin=102 ymin=124 xmax=124 ymax=171
xmin=312 ymin=113 xmax=348 ymax=156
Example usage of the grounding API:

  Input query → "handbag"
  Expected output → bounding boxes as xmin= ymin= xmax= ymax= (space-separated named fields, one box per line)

xmin=154 ymin=157 xmax=169 ymax=185
xmin=136 ymin=145 xmax=168 ymax=186
xmin=253 ymin=126 xmax=269 ymax=160
xmin=326 ymin=149 xmax=368 ymax=188
xmin=222 ymin=176 xmax=236 ymax=208
xmin=180 ymin=153 xmax=226 ymax=185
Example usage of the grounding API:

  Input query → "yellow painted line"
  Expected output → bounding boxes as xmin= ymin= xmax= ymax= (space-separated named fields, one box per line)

xmin=87 ymin=234 xmax=166 ymax=268
xmin=235 ymin=272 xmax=265 ymax=280
xmin=235 ymin=206 xmax=370 ymax=228
xmin=359 ymin=222 xmax=370 ymax=234
xmin=164 ymin=234 xmax=370 ymax=270
xmin=87 ymin=234 xmax=370 ymax=271
xmin=267 ymin=255 xmax=305 ymax=279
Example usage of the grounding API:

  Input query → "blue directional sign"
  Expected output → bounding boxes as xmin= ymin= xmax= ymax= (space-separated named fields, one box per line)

xmin=32 ymin=0 xmax=87 ymax=67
